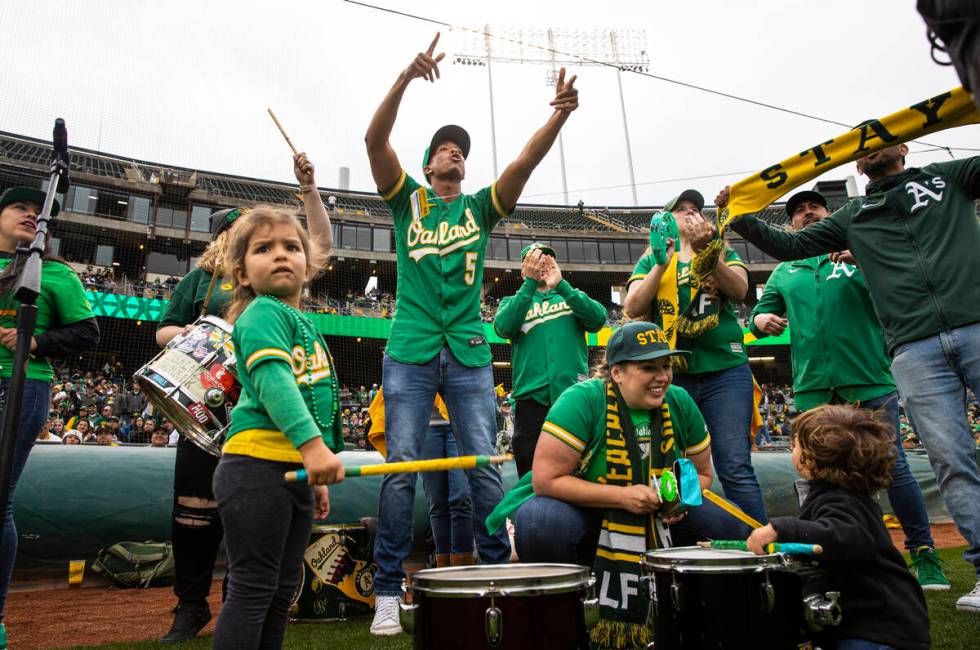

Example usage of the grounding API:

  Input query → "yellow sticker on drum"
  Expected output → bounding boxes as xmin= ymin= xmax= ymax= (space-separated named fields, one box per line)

xmin=304 ymin=533 xmax=375 ymax=607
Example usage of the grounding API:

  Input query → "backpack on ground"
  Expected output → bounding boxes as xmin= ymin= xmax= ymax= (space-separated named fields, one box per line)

xmin=91 ymin=540 xmax=175 ymax=588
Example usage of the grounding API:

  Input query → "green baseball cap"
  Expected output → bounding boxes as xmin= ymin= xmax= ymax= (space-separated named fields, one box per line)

xmin=0 ymin=186 xmax=60 ymax=217
xmin=209 ymin=207 xmax=248 ymax=240
xmin=664 ymin=189 xmax=704 ymax=213
xmin=520 ymin=242 xmax=556 ymax=260
xmin=605 ymin=321 xmax=689 ymax=366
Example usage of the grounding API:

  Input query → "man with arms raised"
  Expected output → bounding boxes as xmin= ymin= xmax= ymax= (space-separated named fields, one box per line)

xmin=364 ymin=32 xmax=579 ymax=634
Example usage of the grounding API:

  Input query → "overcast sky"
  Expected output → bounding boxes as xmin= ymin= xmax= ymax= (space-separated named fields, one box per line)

xmin=1 ymin=0 xmax=977 ymax=207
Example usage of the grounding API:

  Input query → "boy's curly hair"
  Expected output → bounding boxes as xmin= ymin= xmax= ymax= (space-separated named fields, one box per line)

xmin=793 ymin=404 xmax=896 ymax=493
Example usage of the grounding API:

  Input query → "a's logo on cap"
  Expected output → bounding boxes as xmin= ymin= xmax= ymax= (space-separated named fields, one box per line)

xmin=635 ymin=329 xmax=668 ymax=346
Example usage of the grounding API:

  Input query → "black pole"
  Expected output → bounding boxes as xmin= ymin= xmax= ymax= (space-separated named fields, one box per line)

xmin=0 ymin=119 xmax=69 ymax=521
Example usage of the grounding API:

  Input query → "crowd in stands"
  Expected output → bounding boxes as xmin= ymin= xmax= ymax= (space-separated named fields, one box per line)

xmin=31 ymin=359 xmax=179 ymax=448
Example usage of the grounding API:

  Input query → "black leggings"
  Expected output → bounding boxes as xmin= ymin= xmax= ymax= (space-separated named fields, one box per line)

xmin=171 ymin=437 xmax=222 ymax=606
xmin=512 ymin=399 xmax=551 ymax=477
xmin=213 ymin=454 xmax=313 ymax=650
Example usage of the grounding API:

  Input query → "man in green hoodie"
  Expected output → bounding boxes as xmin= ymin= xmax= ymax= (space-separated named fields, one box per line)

xmin=493 ymin=243 xmax=607 ymax=476
xmin=751 ymin=189 xmax=949 ymax=590
xmin=721 ymin=143 xmax=980 ymax=612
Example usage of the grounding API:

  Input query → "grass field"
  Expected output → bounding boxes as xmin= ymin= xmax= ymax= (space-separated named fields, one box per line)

xmin=70 ymin=547 xmax=978 ymax=650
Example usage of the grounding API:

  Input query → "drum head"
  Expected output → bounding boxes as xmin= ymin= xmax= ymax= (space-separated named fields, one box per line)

xmin=410 ymin=563 xmax=592 ymax=597
xmin=642 ymin=546 xmax=791 ymax=573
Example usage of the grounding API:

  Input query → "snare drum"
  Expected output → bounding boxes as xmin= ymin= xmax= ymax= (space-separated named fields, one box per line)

xmin=291 ymin=524 xmax=376 ymax=621
xmin=134 ymin=316 xmax=239 ymax=456
xmin=641 ymin=546 xmax=841 ymax=649
xmin=400 ymin=564 xmax=598 ymax=650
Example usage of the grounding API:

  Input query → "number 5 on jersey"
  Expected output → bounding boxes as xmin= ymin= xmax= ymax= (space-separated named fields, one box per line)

xmin=464 ymin=252 xmax=478 ymax=285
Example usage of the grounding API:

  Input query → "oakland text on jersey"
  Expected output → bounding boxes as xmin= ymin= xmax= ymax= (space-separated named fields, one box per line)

xmin=406 ymin=207 xmax=481 ymax=261
xmin=521 ymin=300 xmax=573 ymax=333
xmin=291 ymin=341 xmax=332 ymax=385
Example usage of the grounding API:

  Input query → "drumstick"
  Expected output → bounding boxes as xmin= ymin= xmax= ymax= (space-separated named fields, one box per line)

xmin=696 ymin=540 xmax=824 ymax=555
xmin=284 ymin=454 xmax=514 ymax=483
xmin=267 ymin=108 xmax=299 ymax=156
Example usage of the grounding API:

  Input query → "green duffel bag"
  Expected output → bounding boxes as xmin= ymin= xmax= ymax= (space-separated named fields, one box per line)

xmin=91 ymin=540 xmax=175 ymax=588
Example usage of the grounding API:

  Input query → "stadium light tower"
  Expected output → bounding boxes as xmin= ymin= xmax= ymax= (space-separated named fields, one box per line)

xmin=453 ymin=26 xmax=649 ymax=206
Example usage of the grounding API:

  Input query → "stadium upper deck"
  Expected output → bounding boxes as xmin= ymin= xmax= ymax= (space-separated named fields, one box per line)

xmin=0 ymin=129 xmax=789 ymax=282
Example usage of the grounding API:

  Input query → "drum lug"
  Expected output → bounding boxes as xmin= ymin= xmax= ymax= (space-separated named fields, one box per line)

xmin=485 ymin=593 xmax=503 ymax=648
xmin=582 ymin=595 xmax=599 ymax=629
xmin=760 ymin=571 xmax=775 ymax=613
xmin=204 ymin=388 xmax=225 ymax=407
xmin=398 ymin=601 xmax=418 ymax=634
xmin=669 ymin=573 xmax=684 ymax=612
xmin=803 ymin=590 xmax=842 ymax=631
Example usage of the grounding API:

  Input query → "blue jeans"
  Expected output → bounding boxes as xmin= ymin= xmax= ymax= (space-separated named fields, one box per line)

xmin=673 ymin=363 xmax=768 ymax=524
xmin=0 ymin=378 xmax=52 ymax=621
xmin=755 ymin=423 xmax=772 ymax=446
xmin=421 ymin=424 xmax=474 ymax=555
xmin=374 ymin=348 xmax=510 ymax=596
xmin=513 ymin=495 xmax=755 ymax=564
xmin=890 ymin=322 xmax=980 ymax=577
xmin=855 ymin=392 xmax=934 ymax=551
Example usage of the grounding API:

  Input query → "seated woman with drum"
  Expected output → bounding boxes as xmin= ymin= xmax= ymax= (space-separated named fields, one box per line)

xmin=487 ymin=321 xmax=760 ymax=648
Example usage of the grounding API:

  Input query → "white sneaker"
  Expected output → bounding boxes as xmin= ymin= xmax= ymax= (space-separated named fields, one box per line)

xmin=370 ymin=595 xmax=403 ymax=635
xmin=956 ymin=581 xmax=980 ymax=613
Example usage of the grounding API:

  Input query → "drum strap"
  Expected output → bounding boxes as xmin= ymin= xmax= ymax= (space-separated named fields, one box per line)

xmin=199 ymin=265 xmax=222 ymax=318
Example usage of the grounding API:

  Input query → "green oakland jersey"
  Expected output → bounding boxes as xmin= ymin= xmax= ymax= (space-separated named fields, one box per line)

xmin=751 ymin=255 xmax=895 ymax=411
xmin=486 ymin=379 xmax=708 ymax=531
xmin=628 ymin=248 xmax=748 ymax=374
xmin=0 ymin=257 xmax=94 ymax=382
xmin=158 ymin=267 xmax=232 ymax=328
xmin=493 ymin=277 xmax=607 ymax=405
xmin=381 ymin=170 xmax=511 ymax=367
xmin=224 ymin=296 xmax=343 ymax=461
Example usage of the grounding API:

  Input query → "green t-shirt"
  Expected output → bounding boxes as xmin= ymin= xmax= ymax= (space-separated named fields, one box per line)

xmin=627 ymin=248 xmax=748 ymax=374
xmin=158 ymin=266 xmax=232 ymax=327
xmin=380 ymin=170 xmax=511 ymax=367
xmin=225 ymin=296 xmax=343 ymax=456
xmin=486 ymin=379 xmax=709 ymax=531
xmin=0 ymin=257 xmax=94 ymax=382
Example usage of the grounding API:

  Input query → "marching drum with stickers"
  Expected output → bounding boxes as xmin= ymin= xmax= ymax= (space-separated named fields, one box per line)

xmin=640 ymin=546 xmax=841 ymax=649
xmin=400 ymin=564 xmax=598 ymax=650
xmin=291 ymin=524 xmax=376 ymax=621
xmin=134 ymin=316 xmax=239 ymax=456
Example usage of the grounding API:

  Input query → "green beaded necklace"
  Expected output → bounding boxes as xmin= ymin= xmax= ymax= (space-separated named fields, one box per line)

xmin=267 ymin=295 xmax=340 ymax=433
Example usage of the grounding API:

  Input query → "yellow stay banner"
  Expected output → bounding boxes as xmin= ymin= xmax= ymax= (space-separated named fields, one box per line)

xmin=722 ymin=86 xmax=980 ymax=228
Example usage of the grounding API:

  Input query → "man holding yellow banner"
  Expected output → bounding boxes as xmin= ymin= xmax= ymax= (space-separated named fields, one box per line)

xmin=718 ymin=94 xmax=980 ymax=611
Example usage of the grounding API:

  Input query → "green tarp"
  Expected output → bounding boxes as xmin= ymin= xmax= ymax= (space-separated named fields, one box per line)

xmin=13 ymin=444 xmax=954 ymax=565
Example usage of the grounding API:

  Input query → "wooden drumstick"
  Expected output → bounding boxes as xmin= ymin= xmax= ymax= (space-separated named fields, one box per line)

xmin=284 ymin=454 xmax=514 ymax=483
xmin=267 ymin=108 xmax=299 ymax=156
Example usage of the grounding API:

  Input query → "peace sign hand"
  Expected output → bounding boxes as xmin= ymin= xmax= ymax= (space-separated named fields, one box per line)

xmin=550 ymin=67 xmax=579 ymax=114
xmin=405 ymin=32 xmax=446 ymax=83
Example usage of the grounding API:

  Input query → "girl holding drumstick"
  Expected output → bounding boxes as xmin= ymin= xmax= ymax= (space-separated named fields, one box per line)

xmin=156 ymin=151 xmax=333 ymax=643
xmin=212 ymin=205 xmax=344 ymax=649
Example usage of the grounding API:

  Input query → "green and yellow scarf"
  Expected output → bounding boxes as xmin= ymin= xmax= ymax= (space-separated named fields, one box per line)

xmin=648 ymin=212 xmax=725 ymax=366
xmin=591 ymin=381 xmax=675 ymax=650
xmin=721 ymin=86 xmax=980 ymax=230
